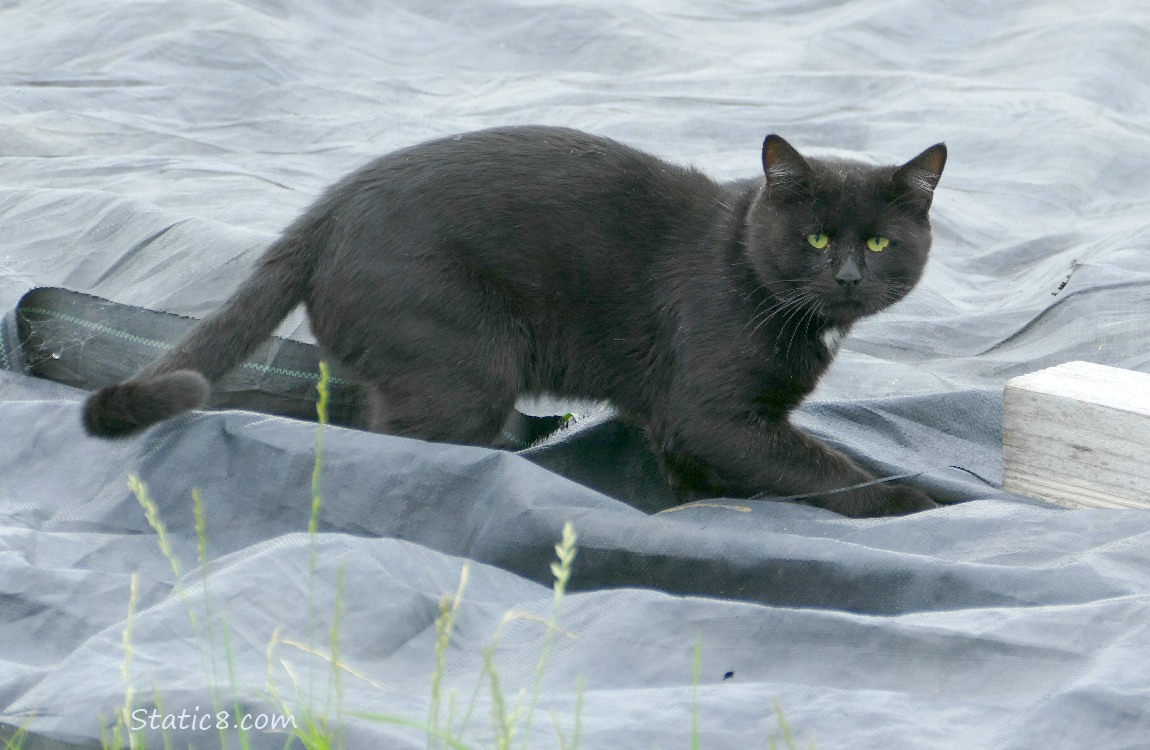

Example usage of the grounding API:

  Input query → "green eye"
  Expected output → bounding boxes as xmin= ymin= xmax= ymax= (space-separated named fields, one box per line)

xmin=807 ymin=233 xmax=830 ymax=249
xmin=867 ymin=236 xmax=890 ymax=252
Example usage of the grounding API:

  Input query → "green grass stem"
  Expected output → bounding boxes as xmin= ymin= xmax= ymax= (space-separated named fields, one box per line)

xmin=691 ymin=640 xmax=702 ymax=750
xmin=429 ymin=564 xmax=470 ymax=748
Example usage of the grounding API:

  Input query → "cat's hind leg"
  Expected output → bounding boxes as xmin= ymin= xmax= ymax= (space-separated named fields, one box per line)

xmin=312 ymin=263 xmax=528 ymax=448
xmin=361 ymin=340 xmax=523 ymax=448
xmin=364 ymin=375 xmax=517 ymax=448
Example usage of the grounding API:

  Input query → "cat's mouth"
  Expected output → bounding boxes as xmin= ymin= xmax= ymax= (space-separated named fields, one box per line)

xmin=820 ymin=293 xmax=878 ymax=322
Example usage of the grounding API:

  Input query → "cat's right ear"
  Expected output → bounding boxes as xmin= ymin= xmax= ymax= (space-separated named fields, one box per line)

xmin=762 ymin=135 xmax=812 ymax=197
xmin=893 ymin=143 xmax=947 ymax=209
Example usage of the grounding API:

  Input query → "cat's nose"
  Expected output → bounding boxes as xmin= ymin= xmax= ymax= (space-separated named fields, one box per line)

xmin=834 ymin=256 xmax=863 ymax=287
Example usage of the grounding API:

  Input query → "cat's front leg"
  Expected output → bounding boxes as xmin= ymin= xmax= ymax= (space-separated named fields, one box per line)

xmin=660 ymin=416 xmax=937 ymax=518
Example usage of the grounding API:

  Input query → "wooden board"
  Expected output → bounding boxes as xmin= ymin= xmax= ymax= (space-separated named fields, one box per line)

xmin=1003 ymin=361 xmax=1150 ymax=509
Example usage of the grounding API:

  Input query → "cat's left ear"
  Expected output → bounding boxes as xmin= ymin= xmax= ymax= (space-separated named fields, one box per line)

xmin=892 ymin=143 xmax=947 ymax=209
xmin=762 ymin=135 xmax=813 ymax=196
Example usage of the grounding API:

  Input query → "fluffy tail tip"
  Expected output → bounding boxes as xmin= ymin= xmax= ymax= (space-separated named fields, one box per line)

xmin=83 ymin=371 xmax=211 ymax=439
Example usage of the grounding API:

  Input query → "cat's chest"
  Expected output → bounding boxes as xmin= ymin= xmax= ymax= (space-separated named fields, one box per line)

xmin=759 ymin=324 xmax=846 ymax=362
xmin=723 ymin=315 xmax=847 ymax=379
xmin=786 ymin=323 xmax=849 ymax=382
xmin=820 ymin=326 xmax=846 ymax=356
xmin=740 ymin=324 xmax=848 ymax=413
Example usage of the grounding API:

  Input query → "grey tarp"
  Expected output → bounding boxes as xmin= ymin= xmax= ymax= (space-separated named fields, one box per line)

xmin=2 ymin=1 xmax=1150 ymax=748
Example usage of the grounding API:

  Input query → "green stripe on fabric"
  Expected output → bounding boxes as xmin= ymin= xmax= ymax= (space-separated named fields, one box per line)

xmin=20 ymin=307 xmax=349 ymax=384
xmin=0 ymin=327 xmax=10 ymax=371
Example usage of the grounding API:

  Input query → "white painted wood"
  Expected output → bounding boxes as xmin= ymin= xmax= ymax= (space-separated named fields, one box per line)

xmin=1003 ymin=361 xmax=1150 ymax=509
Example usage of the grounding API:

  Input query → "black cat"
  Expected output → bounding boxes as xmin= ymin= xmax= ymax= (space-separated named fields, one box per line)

xmin=83 ymin=126 xmax=946 ymax=517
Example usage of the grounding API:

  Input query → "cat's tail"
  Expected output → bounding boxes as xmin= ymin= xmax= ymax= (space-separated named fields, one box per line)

xmin=83 ymin=230 xmax=317 ymax=438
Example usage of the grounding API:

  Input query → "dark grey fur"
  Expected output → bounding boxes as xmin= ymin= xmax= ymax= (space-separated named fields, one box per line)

xmin=83 ymin=126 xmax=946 ymax=517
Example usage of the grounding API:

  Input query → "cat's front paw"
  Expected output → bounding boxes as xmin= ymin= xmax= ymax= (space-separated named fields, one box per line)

xmin=875 ymin=485 xmax=939 ymax=517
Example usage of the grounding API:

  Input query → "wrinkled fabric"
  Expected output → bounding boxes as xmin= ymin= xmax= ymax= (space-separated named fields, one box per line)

xmin=2 ymin=1 xmax=1150 ymax=748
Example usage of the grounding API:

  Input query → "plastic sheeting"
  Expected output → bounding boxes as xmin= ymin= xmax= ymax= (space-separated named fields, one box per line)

xmin=3 ymin=1 xmax=1150 ymax=748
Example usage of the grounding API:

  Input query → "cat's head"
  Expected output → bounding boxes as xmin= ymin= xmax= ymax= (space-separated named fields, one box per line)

xmin=744 ymin=135 xmax=946 ymax=325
